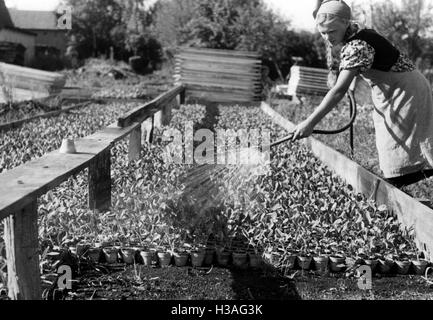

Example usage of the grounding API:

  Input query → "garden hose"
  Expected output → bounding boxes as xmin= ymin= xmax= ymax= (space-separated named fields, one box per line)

xmin=268 ymin=89 xmax=357 ymax=148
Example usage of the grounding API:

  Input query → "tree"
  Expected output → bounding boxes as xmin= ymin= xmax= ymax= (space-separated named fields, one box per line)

xmin=152 ymin=0 xmax=196 ymax=51
xmin=363 ymin=0 xmax=433 ymax=62
xmin=66 ymin=0 xmax=124 ymax=58
xmin=152 ymin=0 xmax=326 ymax=79
xmin=66 ymin=0 xmax=163 ymax=68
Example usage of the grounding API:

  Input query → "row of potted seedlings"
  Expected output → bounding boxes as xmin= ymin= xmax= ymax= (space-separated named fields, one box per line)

xmin=65 ymin=240 xmax=431 ymax=276
xmin=265 ymin=251 xmax=431 ymax=276
xmin=71 ymin=243 xmax=264 ymax=269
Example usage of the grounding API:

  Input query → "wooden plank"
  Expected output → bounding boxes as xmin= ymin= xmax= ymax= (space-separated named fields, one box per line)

xmin=117 ymin=84 xmax=184 ymax=127
xmin=261 ymin=102 xmax=433 ymax=261
xmin=178 ymin=78 xmax=261 ymax=91
xmin=175 ymin=69 xmax=260 ymax=81
xmin=177 ymin=73 xmax=261 ymax=84
xmin=88 ymin=148 xmax=111 ymax=211
xmin=87 ymin=122 xmax=142 ymax=145
xmin=175 ymin=66 xmax=261 ymax=78
xmin=0 ymin=102 xmax=91 ymax=132
xmin=177 ymin=54 xmax=261 ymax=66
xmin=128 ymin=126 xmax=142 ymax=161
xmin=180 ymin=47 xmax=261 ymax=58
xmin=176 ymin=61 xmax=261 ymax=73
xmin=186 ymin=84 xmax=261 ymax=95
xmin=187 ymin=90 xmax=259 ymax=103
xmin=0 ymin=139 xmax=110 ymax=220
xmin=4 ymin=200 xmax=41 ymax=300
xmin=292 ymin=75 xmax=328 ymax=83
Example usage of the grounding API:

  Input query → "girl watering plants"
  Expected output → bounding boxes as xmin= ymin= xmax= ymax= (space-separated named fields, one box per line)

xmin=291 ymin=0 xmax=433 ymax=187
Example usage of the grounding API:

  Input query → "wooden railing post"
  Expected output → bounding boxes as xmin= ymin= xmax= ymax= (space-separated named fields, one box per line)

xmin=176 ymin=88 xmax=185 ymax=108
xmin=88 ymin=148 xmax=111 ymax=211
xmin=3 ymin=200 xmax=41 ymax=300
xmin=141 ymin=116 xmax=154 ymax=144
xmin=128 ymin=126 xmax=141 ymax=161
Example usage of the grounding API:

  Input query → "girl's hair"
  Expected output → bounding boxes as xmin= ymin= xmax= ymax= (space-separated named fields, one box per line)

xmin=317 ymin=13 xmax=364 ymax=87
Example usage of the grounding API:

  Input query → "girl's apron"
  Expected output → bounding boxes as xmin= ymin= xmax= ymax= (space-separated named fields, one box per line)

xmin=360 ymin=69 xmax=433 ymax=178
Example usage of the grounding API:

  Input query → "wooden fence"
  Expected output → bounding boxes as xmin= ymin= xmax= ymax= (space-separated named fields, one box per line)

xmin=174 ymin=47 xmax=262 ymax=103
xmin=0 ymin=84 xmax=185 ymax=300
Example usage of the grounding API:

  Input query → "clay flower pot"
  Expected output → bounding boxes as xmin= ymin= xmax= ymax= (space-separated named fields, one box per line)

xmin=395 ymin=260 xmax=411 ymax=275
xmin=173 ymin=251 xmax=189 ymax=267
xmin=203 ymin=248 xmax=215 ymax=266
xmin=232 ymin=251 xmax=248 ymax=269
xmin=364 ymin=257 xmax=379 ymax=273
xmin=297 ymin=255 xmax=312 ymax=271
xmin=157 ymin=251 xmax=172 ymax=267
xmin=87 ymin=247 xmax=102 ymax=263
xmin=378 ymin=258 xmax=395 ymax=274
xmin=216 ymin=250 xmax=231 ymax=267
xmin=264 ymin=251 xmax=282 ymax=267
xmin=121 ymin=248 xmax=137 ymax=264
xmin=329 ymin=255 xmax=346 ymax=273
xmin=76 ymin=243 xmax=91 ymax=257
xmin=313 ymin=255 xmax=329 ymax=275
xmin=191 ymin=249 xmax=205 ymax=267
xmin=102 ymin=247 xmax=118 ymax=264
xmin=412 ymin=259 xmax=429 ymax=275
xmin=345 ymin=256 xmax=364 ymax=270
xmin=285 ymin=254 xmax=297 ymax=270
xmin=248 ymin=252 xmax=263 ymax=269
xmin=139 ymin=249 xmax=155 ymax=266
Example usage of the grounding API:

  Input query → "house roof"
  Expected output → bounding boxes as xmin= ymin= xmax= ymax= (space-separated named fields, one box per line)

xmin=1 ymin=26 xmax=36 ymax=36
xmin=0 ymin=0 xmax=14 ymax=29
xmin=8 ymin=8 xmax=60 ymax=30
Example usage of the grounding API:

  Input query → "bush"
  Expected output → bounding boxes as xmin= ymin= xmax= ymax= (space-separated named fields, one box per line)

xmin=30 ymin=54 xmax=66 ymax=71
xmin=128 ymin=56 xmax=148 ymax=74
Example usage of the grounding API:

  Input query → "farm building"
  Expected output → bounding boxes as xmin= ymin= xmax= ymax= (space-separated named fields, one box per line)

xmin=8 ymin=8 xmax=67 ymax=58
xmin=0 ymin=0 xmax=35 ymax=65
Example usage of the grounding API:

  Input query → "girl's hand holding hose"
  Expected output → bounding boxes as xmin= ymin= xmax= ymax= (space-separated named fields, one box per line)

xmin=291 ymin=119 xmax=315 ymax=141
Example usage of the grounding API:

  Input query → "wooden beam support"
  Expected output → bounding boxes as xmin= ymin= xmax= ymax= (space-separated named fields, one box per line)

xmin=117 ymin=84 xmax=184 ymax=128
xmin=128 ymin=126 xmax=142 ymax=161
xmin=0 ymin=102 xmax=91 ymax=132
xmin=3 ymin=200 xmax=41 ymax=300
xmin=261 ymin=102 xmax=433 ymax=261
xmin=88 ymin=148 xmax=111 ymax=211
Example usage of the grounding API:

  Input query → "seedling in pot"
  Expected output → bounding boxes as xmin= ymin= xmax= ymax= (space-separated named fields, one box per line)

xmin=102 ymin=247 xmax=119 ymax=264
xmin=247 ymin=247 xmax=263 ymax=270
xmin=312 ymin=252 xmax=329 ymax=276
xmin=190 ymin=248 xmax=206 ymax=267
xmin=216 ymin=246 xmax=232 ymax=267
xmin=232 ymin=250 xmax=248 ymax=269
xmin=120 ymin=247 xmax=137 ymax=264
xmin=139 ymin=247 xmax=156 ymax=267
xmin=173 ymin=249 xmax=189 ymax=267
xmin=296 ymin=246 xmax=314 ymax=271
xmin=87 ymin=247 xmax=102 ymax=264
xmin=377 ymin=255 xmax=395 ymax=275
xmin=329 ymin=254 xmax=346 ymax=273
xmin=395 ymin=257 xmax=411 ymax=275
xmin=411 ymin=254 xmax=429 ymax=275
